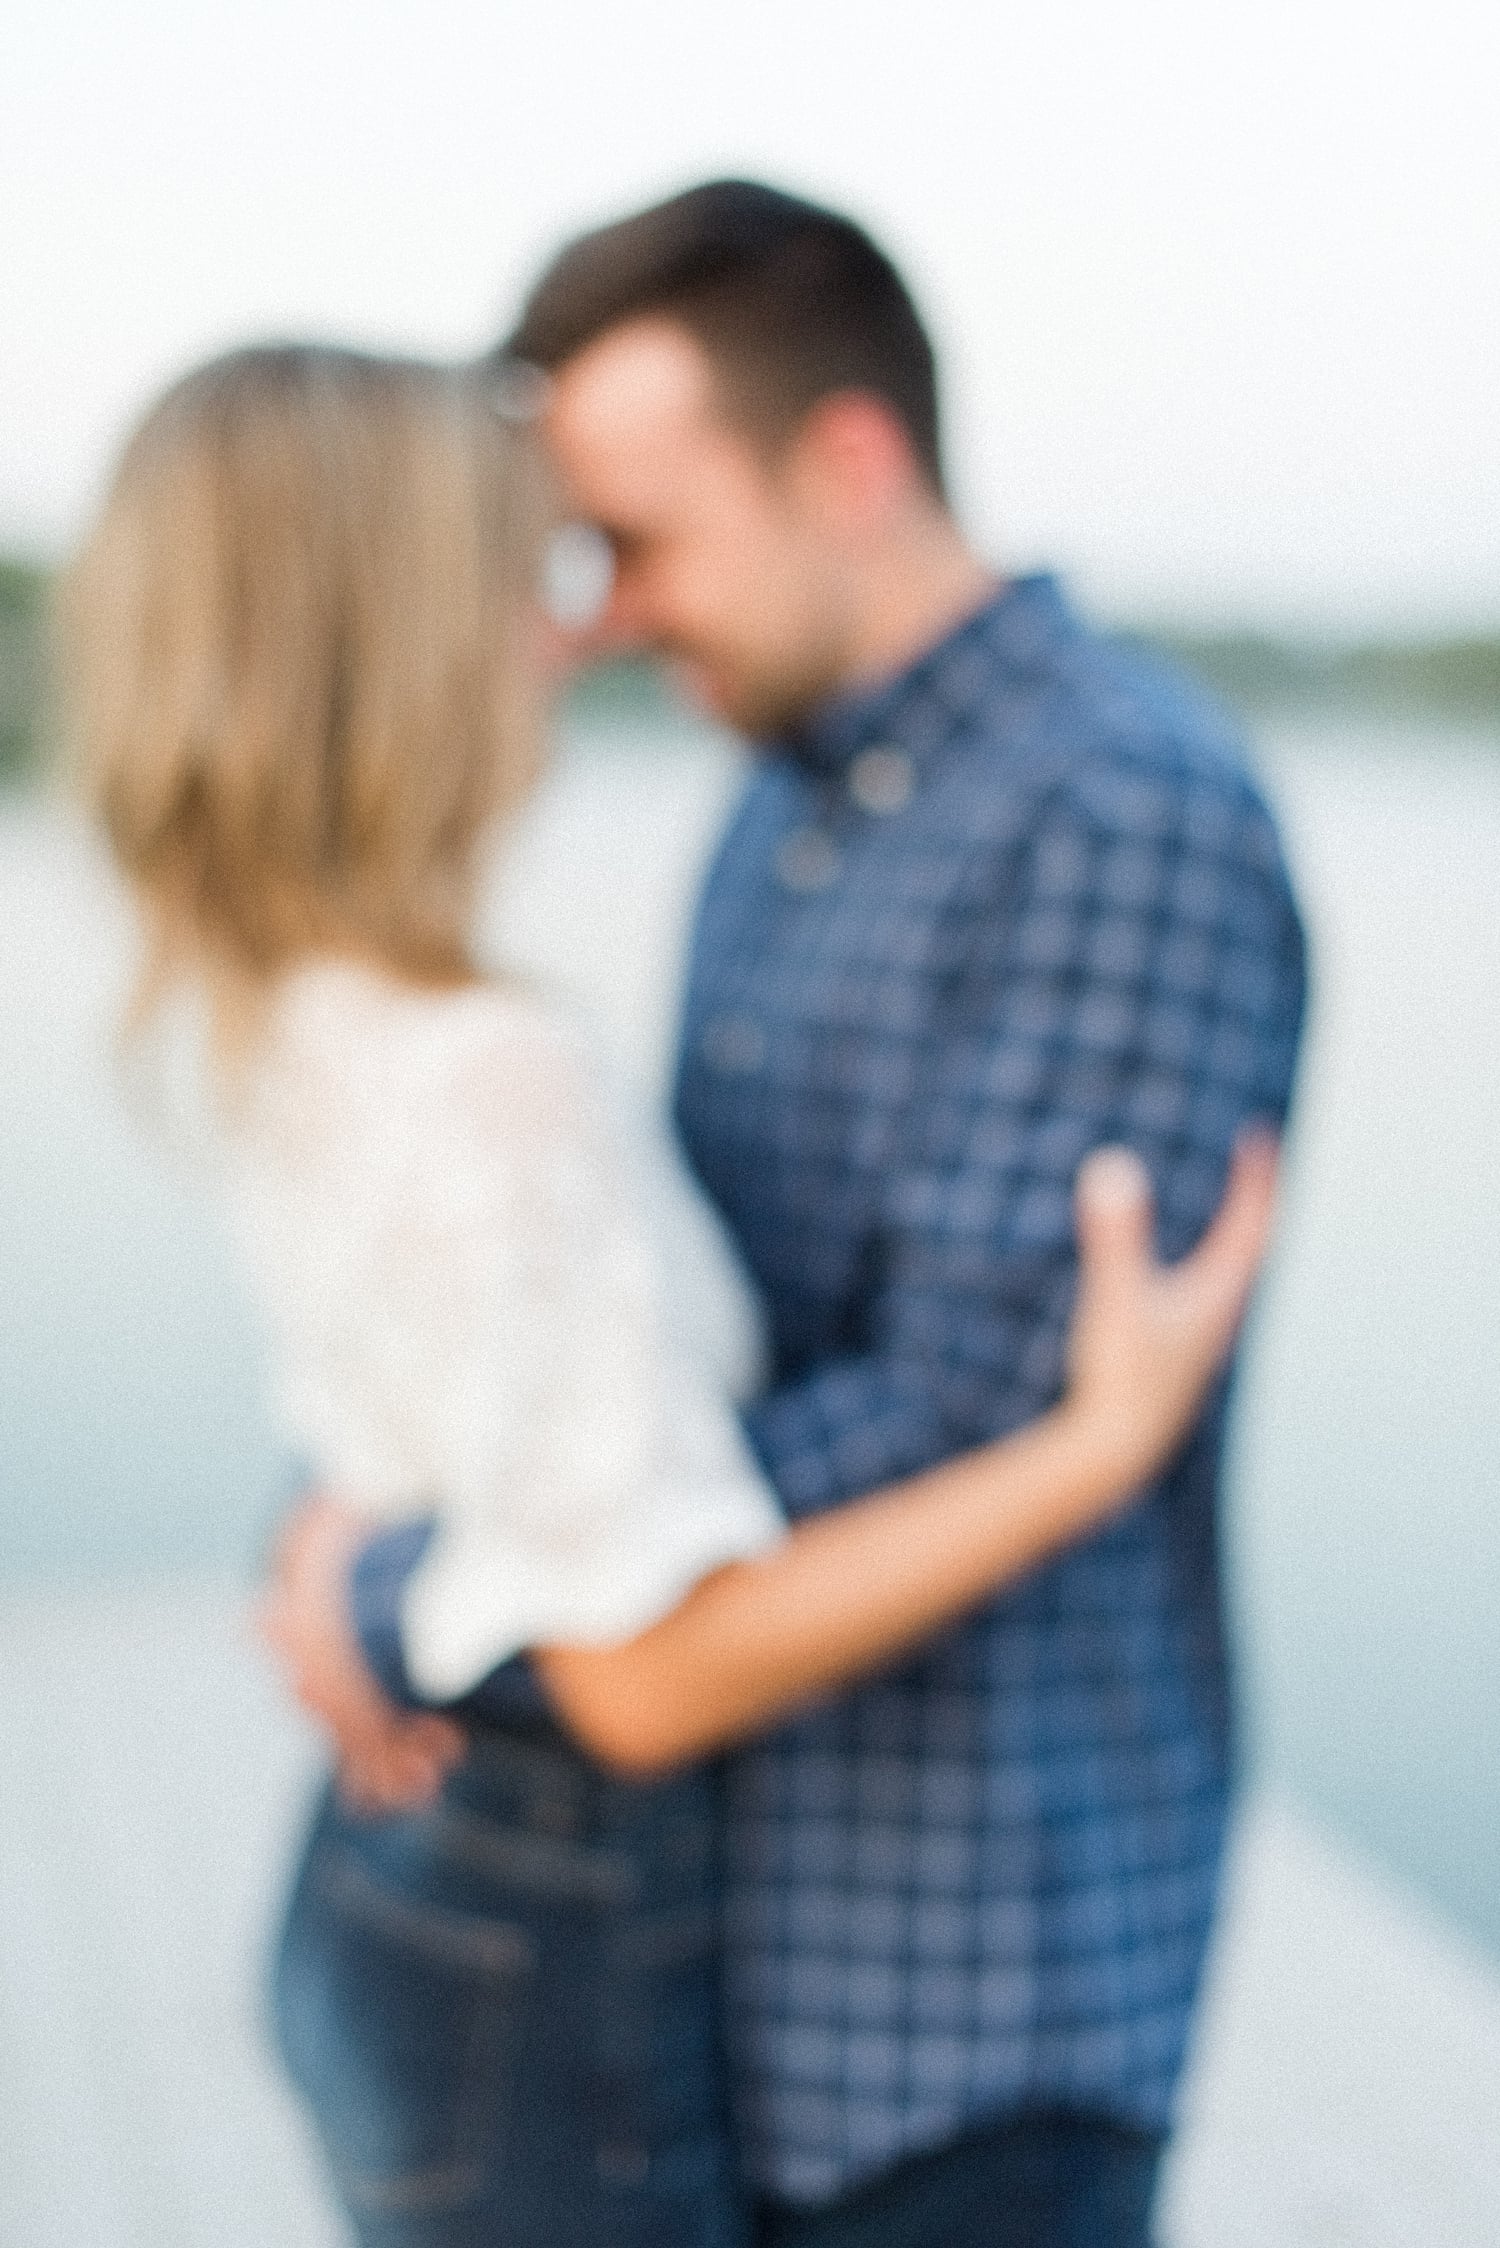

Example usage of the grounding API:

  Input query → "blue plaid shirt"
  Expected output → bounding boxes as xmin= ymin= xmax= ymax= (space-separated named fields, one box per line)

xmin=670 ymin=575 xmax=1306 ymax=2203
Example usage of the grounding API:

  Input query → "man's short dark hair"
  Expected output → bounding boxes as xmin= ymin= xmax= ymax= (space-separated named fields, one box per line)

xmin=503 ymin=179 xmax=946 ymax=497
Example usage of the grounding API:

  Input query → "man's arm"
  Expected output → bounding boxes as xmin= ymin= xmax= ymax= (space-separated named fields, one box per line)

xmin=741 ymin=765 xmax=1306 ymax=1522
xmin=349 ymin=1518 xmax=549 ymax=1727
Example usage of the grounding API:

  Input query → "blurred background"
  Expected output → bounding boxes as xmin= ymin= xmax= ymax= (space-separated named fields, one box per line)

xmin=2 ymin=2 xmax=1497 ymax=2242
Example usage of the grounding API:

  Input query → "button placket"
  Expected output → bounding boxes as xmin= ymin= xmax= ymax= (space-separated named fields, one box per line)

xmin=775 ymin=826 xmax=841 ymax=893
xmin=847 ymin=743 xmax=915 ymax=814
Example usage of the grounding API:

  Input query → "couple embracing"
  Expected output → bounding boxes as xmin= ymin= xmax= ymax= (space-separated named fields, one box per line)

xmin=68 ymin=181 xmax=1305 ymax=2247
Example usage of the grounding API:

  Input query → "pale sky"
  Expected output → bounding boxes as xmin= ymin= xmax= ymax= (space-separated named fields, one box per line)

xmin=4 ymin=0 xmax=1496 ymax=630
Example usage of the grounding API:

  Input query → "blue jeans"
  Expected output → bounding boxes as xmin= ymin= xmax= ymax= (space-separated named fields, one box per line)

xmin=755 ymin=2111 xmax=1165 ymax=2248
xmin=271 ymin=1724 xmax=749 ymax=2248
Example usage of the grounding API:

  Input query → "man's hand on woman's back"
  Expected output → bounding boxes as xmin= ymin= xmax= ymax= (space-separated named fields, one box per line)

xmin=257 ymin=1494 xmax=464 ymax=1813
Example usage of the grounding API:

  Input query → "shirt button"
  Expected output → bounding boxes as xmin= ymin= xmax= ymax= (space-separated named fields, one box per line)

xmin=701 ymin=1013 xmax=767 ymax=1075
xmin=776 ymin=827 xmax=841 ymax=892
xmin=848 ymin=744 xmax=914 ymax=814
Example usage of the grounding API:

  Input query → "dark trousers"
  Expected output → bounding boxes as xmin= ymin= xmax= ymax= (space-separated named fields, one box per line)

xmin=755 ymin=2111 xmax=1165 ymax=2248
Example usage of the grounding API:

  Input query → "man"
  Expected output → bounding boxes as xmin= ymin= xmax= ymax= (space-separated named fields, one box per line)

xmin=274 ymin=181 xmax=1305 ymax=2245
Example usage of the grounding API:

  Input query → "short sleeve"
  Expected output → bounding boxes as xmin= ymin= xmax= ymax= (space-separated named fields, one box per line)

xmin=391 ymin=995 xmax=780 ymax=1699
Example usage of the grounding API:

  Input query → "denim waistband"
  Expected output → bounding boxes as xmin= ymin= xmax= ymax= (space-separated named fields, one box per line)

xmin=438 ymin=1721 xmax=720 ymax=1905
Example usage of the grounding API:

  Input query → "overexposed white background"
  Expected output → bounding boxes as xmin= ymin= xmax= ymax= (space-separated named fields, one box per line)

xmin=4 ymin=0 xmax=1497 ymax=629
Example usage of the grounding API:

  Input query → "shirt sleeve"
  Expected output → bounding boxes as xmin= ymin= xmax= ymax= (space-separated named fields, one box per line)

xmin=362 ymin=1000 xmax=778 ymax=1703
xmin=740 ymin=768 xmax=1307 ymax=1520
xmin=350 ymin=1516 xmax=548 ymax=1724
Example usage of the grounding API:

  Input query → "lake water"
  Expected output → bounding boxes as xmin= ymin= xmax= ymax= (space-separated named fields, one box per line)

xmin=2 ymin=716 xmax=1497 ymax=1958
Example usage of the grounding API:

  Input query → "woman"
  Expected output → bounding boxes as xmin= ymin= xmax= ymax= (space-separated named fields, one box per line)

xmin=65 ymin=343 xmax=1277 ymax=2248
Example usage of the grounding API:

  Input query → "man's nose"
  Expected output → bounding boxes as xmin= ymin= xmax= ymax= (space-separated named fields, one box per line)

xmin=580 ymin=564 xmax=663 ymax=659
xmin=555 ymin=594 xmax=643 ymax=667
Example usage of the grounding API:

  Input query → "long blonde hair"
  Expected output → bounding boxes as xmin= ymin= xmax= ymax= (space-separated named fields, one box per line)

xmin=64 ymin=343 xmax=552 ymax=1044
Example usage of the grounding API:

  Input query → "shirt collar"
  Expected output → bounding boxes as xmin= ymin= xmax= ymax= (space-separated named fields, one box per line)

xmin=775 ymin=573 xmax=1075 ymax=780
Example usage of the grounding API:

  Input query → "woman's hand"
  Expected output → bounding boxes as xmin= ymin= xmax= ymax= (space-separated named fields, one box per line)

xmin=1062 ymin=1131 xmax=1281 ymax=1491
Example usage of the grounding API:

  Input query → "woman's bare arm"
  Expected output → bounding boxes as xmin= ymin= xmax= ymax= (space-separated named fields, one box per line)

xmin=536 ymin=1134 xmax=1279 ymax=1777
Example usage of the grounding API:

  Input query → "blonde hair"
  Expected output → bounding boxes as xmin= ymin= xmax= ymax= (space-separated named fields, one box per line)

xmin=64 ymin=343 xmax=552 ymax=1044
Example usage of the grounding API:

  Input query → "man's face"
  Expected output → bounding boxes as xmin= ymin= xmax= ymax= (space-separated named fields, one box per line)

xmin=542 ymin=319 xmax=854 ymax=737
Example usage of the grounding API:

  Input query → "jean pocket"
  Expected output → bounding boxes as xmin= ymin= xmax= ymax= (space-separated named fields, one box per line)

xmin=273 ymin=1822 xmax=537 ymax=2217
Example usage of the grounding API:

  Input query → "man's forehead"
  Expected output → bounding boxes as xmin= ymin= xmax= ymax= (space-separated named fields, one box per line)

xmin=542 ymin=319 xmax=724 ymax=506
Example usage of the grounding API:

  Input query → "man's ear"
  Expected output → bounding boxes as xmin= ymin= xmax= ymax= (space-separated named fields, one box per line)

xmin=790 ymin=392 xmax=923 ymax=532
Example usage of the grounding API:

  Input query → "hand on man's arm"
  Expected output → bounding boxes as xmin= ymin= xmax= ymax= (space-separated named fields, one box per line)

xmin=741 ymin=774 xmax=1304 ymax=1524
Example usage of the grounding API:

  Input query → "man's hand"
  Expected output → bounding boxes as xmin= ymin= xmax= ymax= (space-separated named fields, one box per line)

xmin=257 ymin=1495 xmax=464 ymax=1815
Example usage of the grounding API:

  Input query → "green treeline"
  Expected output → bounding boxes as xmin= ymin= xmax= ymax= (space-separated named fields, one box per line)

xmin=569 ymin=633 xmax=1500 ymax=735
xmin=1142 ymin=629 xmax=1500 ymax=720
xmin=2 ymin=552 xmax=1495 ymax=789
xmin=0 ymin=560 xmax=48 ymax=787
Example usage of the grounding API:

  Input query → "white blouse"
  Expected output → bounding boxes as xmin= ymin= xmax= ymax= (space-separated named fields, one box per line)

xmin=222 ymin=962 xmax=783 ymax=1701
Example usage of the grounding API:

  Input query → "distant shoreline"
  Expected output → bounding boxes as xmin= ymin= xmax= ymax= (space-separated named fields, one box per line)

xmin=567 ymin=636 xmax=1500 ymax=734
xmin=1134 ymin=627 xmax=1500 ymax=725
xmin=5 ymin=554 xmax=1495 ymax=788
